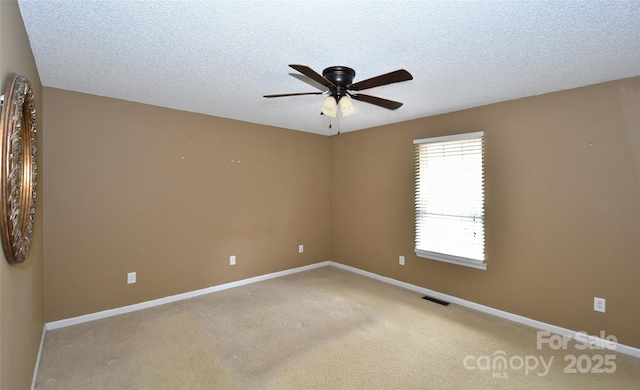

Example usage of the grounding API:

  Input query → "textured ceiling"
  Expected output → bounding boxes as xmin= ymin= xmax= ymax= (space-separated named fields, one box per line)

xmin=17 ymin=0 xmax=640 ymax=135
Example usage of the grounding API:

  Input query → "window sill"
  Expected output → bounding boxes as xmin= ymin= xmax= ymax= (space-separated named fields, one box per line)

xmin=415 ymin=249 xmax=487 ymax=270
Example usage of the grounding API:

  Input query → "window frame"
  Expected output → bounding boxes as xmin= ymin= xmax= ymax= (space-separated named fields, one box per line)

xmin=413 ymin=131 xmax=487 ymax=270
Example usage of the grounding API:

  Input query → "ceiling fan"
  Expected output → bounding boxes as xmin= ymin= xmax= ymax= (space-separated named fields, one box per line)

xmin=264 ymin=64 xmax=413 ymax=117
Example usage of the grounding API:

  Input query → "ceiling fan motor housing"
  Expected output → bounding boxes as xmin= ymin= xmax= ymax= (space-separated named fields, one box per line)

xmin=323 ymin=66 xmax=355 ymax=99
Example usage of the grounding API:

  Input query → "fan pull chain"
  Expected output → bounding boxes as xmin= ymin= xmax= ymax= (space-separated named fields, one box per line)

xmin=326 ymin=112 xmax=340 ymax=135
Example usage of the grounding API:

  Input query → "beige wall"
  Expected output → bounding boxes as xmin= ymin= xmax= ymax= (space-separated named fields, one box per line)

xmin=43 ymin=76 xmax=640 ymax=350
xmin=0 ymin=1 xmax=45 ymax=389
xmin=42 ymin=89 xmax=331 ymax=321
xmin=43 ymin=78 xmax=640 ymax=351
xmin=331 ymin=76 xmax=640 ymax=349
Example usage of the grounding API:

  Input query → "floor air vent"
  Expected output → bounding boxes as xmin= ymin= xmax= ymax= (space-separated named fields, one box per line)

xmin=422 ymin=295 xmax=450 ymax=306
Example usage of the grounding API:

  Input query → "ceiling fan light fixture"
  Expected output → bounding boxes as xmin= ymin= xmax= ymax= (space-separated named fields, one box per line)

xmin=321 ymin=96 xmax=338 ymax=117
xmin=338 ymin=96 xmax=356 ymax=117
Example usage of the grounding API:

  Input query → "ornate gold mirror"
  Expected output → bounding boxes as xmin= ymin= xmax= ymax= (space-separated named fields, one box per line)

xmin=0 ymin=73 xmax=38 ymax=265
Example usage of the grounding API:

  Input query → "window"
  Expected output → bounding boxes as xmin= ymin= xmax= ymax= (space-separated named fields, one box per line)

xmin=413 ymin=131 xmax=486 ymax=270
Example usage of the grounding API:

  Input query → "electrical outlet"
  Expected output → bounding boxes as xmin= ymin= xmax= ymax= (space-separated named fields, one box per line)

xmin=594 ymin=297 xmax=606 ymax=313
xmin=229 ymin=255 xmax=236 ymax=266
xmin=399 ymin=256 xmax=405 ymax=266
xmin=127 ymin=272 xmax=136 ymax=284
xmin=298 ymin=244 xmax=304 ymax=253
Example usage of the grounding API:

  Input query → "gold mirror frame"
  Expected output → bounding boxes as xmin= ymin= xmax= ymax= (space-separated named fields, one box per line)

xmin=0 ymin=73 xmax=38 ymax=265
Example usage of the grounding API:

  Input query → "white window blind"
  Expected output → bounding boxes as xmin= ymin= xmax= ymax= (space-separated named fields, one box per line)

xmin=414 ymin=131 xmax=486 ymax=270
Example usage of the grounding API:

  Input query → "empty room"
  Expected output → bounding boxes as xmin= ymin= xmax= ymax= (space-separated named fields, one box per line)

xmin=1 ymin=1 xmax=639 ymax=389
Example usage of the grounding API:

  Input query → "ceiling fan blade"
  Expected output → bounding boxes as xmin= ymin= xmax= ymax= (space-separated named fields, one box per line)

xmin=264 ymin=92 xmax=325 ymax=98
xmin=350 ymin=93 xmax=404 ymax=110
xmin=348 ymin=69 xmax=413 ymax=91
xmin=289 ymin=64 xmax=336 ymax=89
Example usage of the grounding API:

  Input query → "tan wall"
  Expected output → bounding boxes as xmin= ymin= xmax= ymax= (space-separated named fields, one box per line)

xmin=42 ymin=89 xmax=331 ymax=321
xmin=44 ymin=78 xmax=640 ymax=351
xmin=0 ymin=1 xmax=45 ymax=389
xmin=331 ymin=76 xmax=640 ymax=349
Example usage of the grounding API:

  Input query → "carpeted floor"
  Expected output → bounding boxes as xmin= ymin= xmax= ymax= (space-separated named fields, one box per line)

xmin=35 ymin=266 xmax=640 ymax=389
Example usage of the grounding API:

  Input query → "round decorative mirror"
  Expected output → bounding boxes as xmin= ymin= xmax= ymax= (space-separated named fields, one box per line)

xmin=0 ymin=73 xmax=38 ymax=265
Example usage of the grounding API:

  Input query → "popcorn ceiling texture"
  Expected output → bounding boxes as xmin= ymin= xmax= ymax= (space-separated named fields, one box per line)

xmin=17 ymin=0 xmax=640 ymax=135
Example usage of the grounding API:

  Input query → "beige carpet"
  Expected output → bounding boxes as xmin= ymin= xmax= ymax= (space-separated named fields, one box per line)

xmin=35 ymin=266 xmax=640 ymax=389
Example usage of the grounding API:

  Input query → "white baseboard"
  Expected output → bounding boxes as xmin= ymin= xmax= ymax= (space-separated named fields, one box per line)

xmin=43 ymin=259 xmax=640 ymax=360
xmin=31 ymin=324 xmax=46 ymax=390
xmin=328 ymin=261 xmax=640 ymax=359
xmin=46 ymin=261 xmax=330 ymax=330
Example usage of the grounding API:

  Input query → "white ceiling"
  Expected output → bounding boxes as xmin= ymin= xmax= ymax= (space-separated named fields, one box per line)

xmin=17 ymin=0 xmax=640 ymax=135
